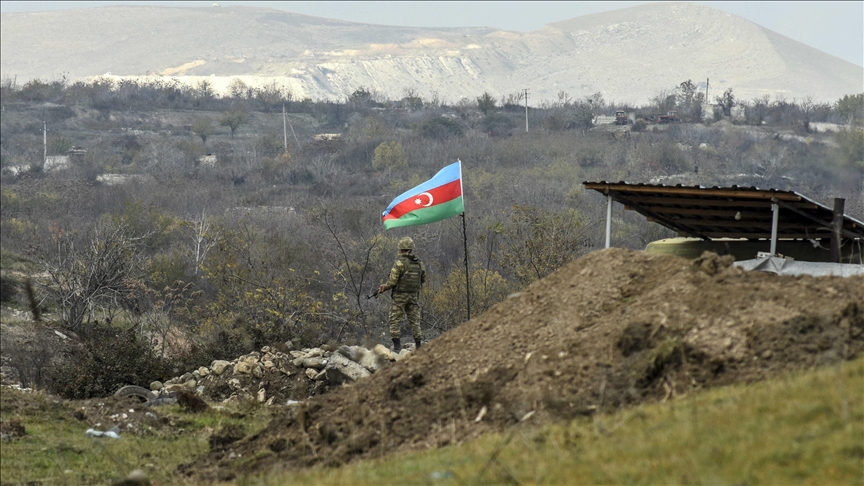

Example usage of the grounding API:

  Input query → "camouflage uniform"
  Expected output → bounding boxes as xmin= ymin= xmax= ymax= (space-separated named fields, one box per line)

xmin=382 ymin=250 xmax=426 ymax=342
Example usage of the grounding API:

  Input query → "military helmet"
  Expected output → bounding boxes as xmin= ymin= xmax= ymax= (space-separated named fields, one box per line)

xmin=398 ymin=237 xmax=415 ymax=251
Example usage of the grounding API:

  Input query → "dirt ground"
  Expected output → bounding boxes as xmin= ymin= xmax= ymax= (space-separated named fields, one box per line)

xmin=172 ymin=248 xmax=863 ymax=482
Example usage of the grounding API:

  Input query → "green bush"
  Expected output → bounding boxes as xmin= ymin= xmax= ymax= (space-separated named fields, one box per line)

xmin=482 ymin=113 xmax=516 ymax=137
xmin=45 ymin=326 xmax=170 ymax=399
xmin=632 ymin=119 xmax=648 ymax=132
xmin=419 ymin=117 xmax=464 ymax=140
xmin=181 ymin=327 xmax=254 ymax=367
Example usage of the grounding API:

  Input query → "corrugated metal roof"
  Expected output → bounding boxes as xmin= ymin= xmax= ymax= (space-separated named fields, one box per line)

xmin=583 ymin=181 xmax=864 ymax=240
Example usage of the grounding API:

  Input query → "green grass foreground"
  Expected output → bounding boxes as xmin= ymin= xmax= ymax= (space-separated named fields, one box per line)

xmin=0 ymin=394 xmax=272 ymax=485
xmin=248 ymin=358 xmax=864 ymax=486
xmin=1 ymin=358 xmax=861 ymax=485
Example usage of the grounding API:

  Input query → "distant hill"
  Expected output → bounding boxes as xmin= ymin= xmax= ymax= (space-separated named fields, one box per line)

xmin=1 ymin=2 xmax=861 ymax=104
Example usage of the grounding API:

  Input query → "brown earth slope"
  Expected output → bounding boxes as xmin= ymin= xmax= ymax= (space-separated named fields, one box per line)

xmin=180 ymin=248 xmax=864 ymax=481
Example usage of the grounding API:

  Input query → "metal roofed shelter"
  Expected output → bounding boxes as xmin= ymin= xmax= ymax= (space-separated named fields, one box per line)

xmin=583 ymin=181 xmax=864 ymax=264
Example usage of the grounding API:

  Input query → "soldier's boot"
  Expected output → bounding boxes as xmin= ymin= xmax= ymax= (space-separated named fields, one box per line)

xmin=392 ymin=338 xmax=401 ymax=353
xmin=415 ymin=338 xmax=422 ymax=349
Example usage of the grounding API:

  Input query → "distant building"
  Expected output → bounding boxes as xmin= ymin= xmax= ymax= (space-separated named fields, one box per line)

xmin=592 ymin=115 xmax=617 ymax=126
xmin=701 ymin=103 xmax=720 ymax=122
xmin=44 ymin=155 xmax=69 ymax=172
xmin=96 ymin=174 xmax=154 ymax=185
xmin=198 ymin=154 xmax=217 ymax=167
xmin=67 ymin=146 xmax=87 ymax=157
xmin=313 ymin=133 xmax=342 ymax=142
xmin=2 ymin=165 xmax=31 ymax=176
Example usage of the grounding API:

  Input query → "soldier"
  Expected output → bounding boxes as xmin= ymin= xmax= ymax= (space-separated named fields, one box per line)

xmin=378 ymin=237 xmax=426 ymax=352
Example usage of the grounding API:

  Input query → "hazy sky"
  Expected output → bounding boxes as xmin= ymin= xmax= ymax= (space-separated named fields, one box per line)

xmin=2 ymin=1 xmax=862 ymax=67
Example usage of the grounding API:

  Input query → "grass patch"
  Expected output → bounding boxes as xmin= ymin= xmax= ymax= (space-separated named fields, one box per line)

xmin=0 ymin=390 xmax=273 ymax=485
xmin=0 ymin=248 xmax=38 ymax=273
xmin=2 ymin=359 xmax=861 ymax=485
xmin=245 ymin=357 xmax=864 ymax=485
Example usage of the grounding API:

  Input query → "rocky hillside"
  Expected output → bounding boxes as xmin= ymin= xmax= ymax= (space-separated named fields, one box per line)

xmin=1 ymin=2 xmax=860 ymax=104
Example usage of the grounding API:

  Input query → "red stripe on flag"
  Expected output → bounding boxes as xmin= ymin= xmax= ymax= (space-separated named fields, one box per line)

xmin=383 ymin=180 xmax=462 ymax=221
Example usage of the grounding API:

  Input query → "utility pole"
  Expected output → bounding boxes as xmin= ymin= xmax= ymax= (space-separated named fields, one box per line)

xmin=705 ymin=78 xmax=710 ymax=103
xmin=283 ymin=102 xmax=300 ymax=152
xmin=524 ymin=88 xmax=529 ymax=132
xmin=282 ymin=103 xmax=288 ymax=153
xmin=43 ymin=121 xmax=47 ymax=166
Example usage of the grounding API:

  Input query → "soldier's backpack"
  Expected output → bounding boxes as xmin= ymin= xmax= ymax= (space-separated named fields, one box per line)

xmin=395 ymin=254 xmax=425 ymax=293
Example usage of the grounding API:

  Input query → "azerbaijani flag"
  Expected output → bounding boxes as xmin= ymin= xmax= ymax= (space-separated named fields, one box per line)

xmin=382 ymin=161 xmax=464 ymax=230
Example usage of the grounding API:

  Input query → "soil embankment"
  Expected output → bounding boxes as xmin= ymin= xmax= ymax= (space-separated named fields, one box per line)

xmin=179 ymin=248 xmax=864 ymax=481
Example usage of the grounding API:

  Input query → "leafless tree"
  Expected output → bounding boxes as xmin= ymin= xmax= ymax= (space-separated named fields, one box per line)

xmin=187 ymin=210 xmax=220 ymax=275
xmin=138 ymin=280 xmax=199 ymax=359
xmin=39 ymin=220 xmax=149 ymax=332
xmin=309 ymin=203 xmax=386 ymax=340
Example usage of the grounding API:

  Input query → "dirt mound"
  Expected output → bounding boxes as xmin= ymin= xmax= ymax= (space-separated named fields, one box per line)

xmin=178 ymin=248 xmax=864 ymax=481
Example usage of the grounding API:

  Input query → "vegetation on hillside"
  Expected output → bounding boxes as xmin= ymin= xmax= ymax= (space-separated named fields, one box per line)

xmin=1 ymin=76 xmax=862 ymax=398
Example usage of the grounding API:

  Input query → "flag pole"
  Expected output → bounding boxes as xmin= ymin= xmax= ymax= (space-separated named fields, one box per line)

xmin=461 ymin=212 xmax=471 ymax=321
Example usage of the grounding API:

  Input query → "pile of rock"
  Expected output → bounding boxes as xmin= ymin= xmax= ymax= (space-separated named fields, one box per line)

xmin=148 ymin=343 xmax=413 ymax=406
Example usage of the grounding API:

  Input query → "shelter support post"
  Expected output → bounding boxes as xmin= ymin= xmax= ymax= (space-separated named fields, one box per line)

xmin=830 ymin=198 xmax=845 ymax=263
xmin=770 ymin=202 xmax=779 ymax=256
xmin=606 ymin=194 xmax=612 ymax=248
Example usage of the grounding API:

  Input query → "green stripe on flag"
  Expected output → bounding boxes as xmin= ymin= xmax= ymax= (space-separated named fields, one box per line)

xmin=383 ymin=197 xmax=464 ymax=230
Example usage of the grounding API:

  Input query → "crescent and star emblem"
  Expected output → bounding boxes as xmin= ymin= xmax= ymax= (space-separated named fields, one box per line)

xmin=414 ymin=192 xmax=434 ymax=207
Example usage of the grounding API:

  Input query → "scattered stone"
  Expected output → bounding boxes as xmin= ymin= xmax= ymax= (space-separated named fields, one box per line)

xmin=337 ymin=345 xmax=360 ymax=362
xmin=278 ymin=365 xmax=293 ymax=376
xmin=302 ymin=357 xmax=326 ymax=370
xmin=149 ymin=381 xmax=163 ymax=391
xmin=86 ymin=426 xmax=121 ymax=439
xmin=251 ymin=364 xmax=264 ymax=378
xmin=373 ymin=344 xmax=396 ymax=361
xmin=358 ymin=348 xmax=387 ymax=372
xmin=210 ymin=360 xmax=231 ymax=375
xmin=150 ymin=341 xmax=411 ymax=407
xmin=326 ymin=352 xmax=372 ymax=383
xmin=234 ymin=359 xmax=255 ymax=375
xmin=162 ymin=384 xmax=187 ymax=394
xmin=113 ymin=468 xmax=150 ymax=486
